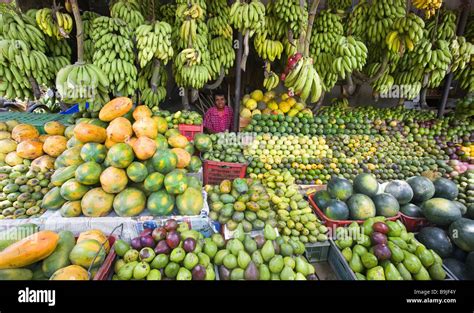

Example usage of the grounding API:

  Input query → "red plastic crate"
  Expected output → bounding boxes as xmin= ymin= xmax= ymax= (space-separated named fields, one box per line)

xmin=178 ymin=124 xmax=203 ymax=141
xmin=203 ymin=160 xmax=247 ymax=185
xmin=308 ymin=193 xmax=400 ymax=231
xmin=93 ymin=235 xmax=116 ymax=281
xmin=399 ymin=212 xmax=431 ymax=232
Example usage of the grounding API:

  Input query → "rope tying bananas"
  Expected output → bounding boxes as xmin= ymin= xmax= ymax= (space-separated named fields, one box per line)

xmin=91 ymin=16 xmax=137 ymax=97
xmin=35 ymin=8 xmax=73 ymax=40
xmin=110 ymin=0 xmax=145 ymax=30
xmin=412 ymin=0 xmax=443 ymax=19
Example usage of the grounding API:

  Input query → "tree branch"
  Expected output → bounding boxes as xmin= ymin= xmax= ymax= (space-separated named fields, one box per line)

xmin=312 ymin=91 xmax=325 ymax=113
xmin=304 ymin=0 xmax=321 ymax=57
xmin=150 ymin=59 xmax=161 ymax=92
xmin=70 ymin=0 xmax=84 ymax=63
xmin=354 ymin=53 xmax=390 ymax=84
xmin=28 ymin=77 xmax=41 ymax=100
xmin=298 ymin=0 xmax=306 ymax=51
xmin=240 ymin=31 xmax=250 ymax=71
xmin=205 ymin=67 xmax=225 ymax=90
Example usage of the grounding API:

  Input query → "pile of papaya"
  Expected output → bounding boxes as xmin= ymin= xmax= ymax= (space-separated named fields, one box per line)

xmin=0 ymin=224 xmax=110 ymax=280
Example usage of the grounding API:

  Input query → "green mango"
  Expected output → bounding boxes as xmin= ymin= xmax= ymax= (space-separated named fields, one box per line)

xmin=280 ymin=243 xmax=294 ymax=257
xmin=269 ymin=255 xmax=284 ymax=273
xmin=355 ymin=273 xmax=366 ymax=280
xmin=428 ymin=263 xmax=446 ymax=280
xmin=261 ymin=240 xmax=275 ymax=262
xmin=133 ymin=261 xmax=150 ymax=280
xmin=223 ymin=254 xmax=238 ymax=270
xmin=362 ymin=218 xmax=375 ymax=236
xmin=336 ymin=238 xmax=353 ymax=249
xmin=230 ymin=268 xmax=245 ymax=280
xmin=251 ymin=250 xmax=264 ymax=266
xmin=353 ymin=244 xmax=368 ymax=256
xmin=295 ymin=272 xmax=307 ymax=280
xmin=413 ymin=266 xmax=431 ymax=281
xmin=283 ymin=256 xmax=296 ymax=269
xmin=403 ymin=251 xmax=422 ymax=274
xmin=399 ymin=230 xmax=410 ymax=242
xmin=226 ymin=239 xmax=245 ymax=256
xmin=164 ymin=262 xmax=180 ymax=278
xmin=146 ymin=269 xmax=162 ymax=280
xmin=197 ymin=252 xmax=211 ymax=268
xmin=264 ymin=224 xmax=277 ymax=240
xmin=213 ymin=249 xmax=229 ymax=266
xmin=356 ymin=234 xmax=371 ymax=248
xmin=386 ymin=221 xmax=402 ymax=237
xmin=349 ymin=253 xmax=364 ymax=273
xmin=183 ymin=253 xmax=199 ymax=271
xmin=244 ymin=236 xmax=258 ymax=254
xmin=388 ymin=237 xmax=408 ymax=250
xmin=341 ymin=247 xmax=353 ymax=262
xmin=295 ymin=256 xmax=310 ymax=276
xmin=366 ymin=266 xmax=386 ymax=280
xmin=415 ymin=246 xmax=435 ymax=268
xmin=205 ymin=265 xmax=216 ymax=280
xmin=259 ymin=264 xmax=271 ymax=280
xmin=361 ymin=252 xmax=378 ymax=269
xmin=395 ymin=219 xmax=406 ymax=232
xmin=151 ymin=254 xmax=169 ymax=269
xmin=280 ymin=266 xmax=296 ymax=280
xmin=387 ymin=241 xmax=405 ymax=263
xmin=396 ymin=263 xmax=413 ymax=280
xmin=383 ymin=262 xmax=403 ymax=280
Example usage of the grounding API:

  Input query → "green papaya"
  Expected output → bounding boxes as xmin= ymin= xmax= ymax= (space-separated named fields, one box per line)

xmin=366 ymin=266 xmax=385 ymax=280
xmin=388 ymin=237 xmax=408 ymax=250
xmin=403 ymin=251 xmax=422 ymax=274
xmin=415 ymin=246 xmax=435 ymax=268
xmin=352 ymin=244 xmax=368 ymax=256
xmin=361 ymin=252 xmax=378 ymax=270
xmin=383 ymin=262 xmax=403 ymax=280
xmin=42 ymin=230 xmax=76 ymax=277
xmin=349 ymin=253 xmax=364 ymax=273
xmin=387 ymin=241 xmax=404 ymax=263
xmin=397 ymin=263 xmax=413 ymax=280
xmin=414 ymin=266 xmax=431 ymax=281
xmin=428 ymin=263 xmax=446 ymax=280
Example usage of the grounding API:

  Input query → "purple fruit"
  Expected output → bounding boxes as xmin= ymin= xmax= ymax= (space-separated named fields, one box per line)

xmin=183 ymin=238 xmax=196 ymax=253
xmin=372 ymin=222 xmax=389 ymax=234
xmin=139 ymin=247 xmax=155 ymax=262
xmin=244 ymin=262 xmax=259 ymax=280
xmin=166 ymin=230 xmax=180 ymax=249
xmin=154 ymin=240 xmax=171 ymax=255
xmin=371 ymin=232 xmax=388 ymax=245
xmin=140 ymin=235 xmax=155 ymax=248
xmin=254 ymin=235 xmax=265 ymax=249
xmin=152 ymin=227 xmax=167 ymax=242
xmin=307 ymin=274 xmax=317 ymax=280
xmin=165 ymin=219 xmax=178 ymax=231
xmin=373 ymin=243 xmax=392 ymax=261
xmin=131 ymin=237 xmax=142 ymax=250
xmin=140 ymin=228 xmax=153 ymax=237
xmin=272 ymin=240 xmax=280 ymax=255
xmin=192 ymin=265 xmax=206 ymax=280
xmin=219 ymin=265 xmax=230 ymax=281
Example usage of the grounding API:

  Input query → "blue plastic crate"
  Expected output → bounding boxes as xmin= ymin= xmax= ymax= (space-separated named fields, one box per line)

xmin=60 ymin=103 xmax=89 ymax=114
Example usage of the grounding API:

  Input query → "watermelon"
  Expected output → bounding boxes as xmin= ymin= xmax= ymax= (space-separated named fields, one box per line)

xmin=126 ymin=162 xmax=148 ymax=183
xmin=75 ymin=161 xmax=102 ymax=186
xmin=187 ymin=156 xmax=202 ymax=173
xmin=421 ymin=198 xmax=462 ymax=226
xmin=164 ymin=170 xmax=188 ymax=194
xmin=353 ymin=173 xmax=379 ymax=197
xmin=373 ymin=193 xmax=400 ymax=217
xmin=106 ymin=143 xmax=134 ymax=169
xmin=154 ymin=134 xmax=169 ymax=150
xmin=311 ymin=190 xmax=332 ymax=211
xmin=113 ymin=188 xmax=146 ymax=217
xmin=400 ymin=203 xmax=424 ymax=218
xmin=416 ymin=227 xmax=453 ymax=258
xmin=384 ymin=180 xmax=413 ymax=205
xmin=147 ymin=190 xmax=175 ymax=216
xmin=453 ymin=201 xmax=467 ymax=216
xmin=347 ymin=194 xmax=376 ymax=220
xmin=466 ymin=252 xmax=474 ymax=275
xmin=448 ymin=218 xmax=474 ymax=252
xmin=327 ymin=177 xmax=353 ymax=201
xmin=406 ymin=176 xmax=435 ymax=203
xmin=80 ymin=143 xmax=107 ymax=163
xmin=324 ymin=199 xmax=349 ymax=220
xmin=144 ymin=172 xmax=165 ymax=192
xmin=176 ymin=187 xmax=203 ymax=216
xmin=193 ymin=134 xmax=212 ymax=152
xmin=152 ymin=149 xmax=178 ymax=174
xmin=443 ymin=258 xmax=470 ymax=280
xmin=433 ymin=178 xmax=458 ymax=200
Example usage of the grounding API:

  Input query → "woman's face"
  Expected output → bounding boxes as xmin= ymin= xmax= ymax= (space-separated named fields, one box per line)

xmin=215 ymin=95 xmax=226 ymax=109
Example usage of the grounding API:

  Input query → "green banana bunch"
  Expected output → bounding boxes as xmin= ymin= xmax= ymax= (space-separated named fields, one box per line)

xmin=136 ymin=21 xmax=174 ymax=68
xmin=254 ymin=31 xmax=283 ymax=62
xmin=346 ymin=0 xmax=370 ymax=41
xmin=427 ymin=10 xmax=457 ymax=42
xmin=263 ymin=71 xmax=280 ymax=91
xmin=393 ymin=66 xmax=424 ymax=87
xmin=208 ymin=0 xmax=229 ymax=16
xmin=156 ymin=4 xmax=176 ymax=26
xmin=331 ymin=36 xmax=368 ymax=79
xmin=398 ymin=38 xmax=432 ymax=71
xmin=450 ymin=36 xmax=474 ymax=73
xmin=25 ymin=9 xmax=38 ymax=20
xmin=328 ymin=0 xmax=353 ymax=11
xmin=310 ymin=10 xmax=344 ymax=56
xmin=82 ymin=11 xmax=100 ymax=63
xmin=0 ymin=12 xmax=47 ymax=53
xmin=465 ymin=12 xmax=474 ymax=42
xmin=110 ymin=0 xmax=145 ymax=30
xmin=314 ymin=53 xmax=338 ymax=91
xmin=283 ymin=37 xmax=298 ymax=58
xmin=426 ymin=40 xmax=452 ymax=73
xmin=91 ymin=16 xmax=137 ymax=96
xmin=209 ymin=36 xmax=235 ymax=72
xmin=207 ymin=15 xmax=233 ymax=39
xmin=173 ymin=57 xmax=211 ymax=89
xmin=176 ymin=0 xmax=207 ymax=11
xmin=141 ymin=86 xmax=167 ymax=109
xmin=229 ymin=0 xmax=266 ymax=37
xmin=386 ymin=13 xmax=425 ymax=53
xmin=366 ymin=63 xmax=394 ymax=93
xmin=49 ymin=56 xmax=70 ymax=78
xmin=138 ymin=61 xmax=167 ymax=92
xmin=273 ymin=0 xmax=307 ymax=36
xmin=56 ymin=62 xmax=110 ymax=110
xmin=454 ymin=64 xmax=474 ymax=93
xmin=284 ymin=57 xmax=323 ymax=103
xmin=45 ymin=36 xmax=71 ymax=58
xmin=367 ymin=0 xmax=406 ymax=45
xmin=35 ymin=8 xmax=73 ymax=40
xmin=264 ymin=15 xmax=287 ymax=41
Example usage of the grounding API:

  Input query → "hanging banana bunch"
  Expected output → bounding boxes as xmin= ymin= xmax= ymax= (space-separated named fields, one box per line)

xmin=140 ymin=60 xmax=168 ymax=111
xmin=450 ymin=36 xmax=474 ymax=73
xmin=367 ymin=0 xmax=406 ymax=46
xmin=427 ymin=10 xmax=457 ymax=42
xmin=412 ymin=0 xmax=443 ymax=19
xmin=157 ymin=4 xmax=177 ymax=26
xmin=136 ymin=21 xmax=174 ymax=68
xmin=284 ymin=55 xmax=323 ymax=103
xmin=367 ymin=63 xmax=395 ymax=94
xmin=209 ymin=37 xmax=235 ymax=76
xmin=310 ymin=10 xmax=344 ymax=56
xmin=229 ymin=0 xmax=266 ymax=37
xmin=0 ymin=11 xmax=47 ymax=53
xmin=313 ymin=53 xmax=338 ymax=92
xmin=91 ymin=16 xmax=137 ymax=97
xmin=346 ymin=0 xmax=370 ymax=41
xmin=385 ymin=13 xmax=425 ymax=54
xmin=254 ymin=31 xmax=284 ymax=62
xmin=35 ymin=8 xmax=73 ymax=40
xmin=331 ymin=36 xmax=368 ymax=80
xmin=82 ymin=11 xmax=100 ymax=63
xmin=110 ymin=0 xmax=145 ymax=30
xmin=426 ymin=40 xmax=452 ymax=88
xmin=273 ymin=0 xmax=307 ymax=37
xmin=207 ymin=15 xmax=233 ymax=39
xmin=328 ymin=0 xmax=353 ymax=11
xmin=263 ymin=62 xmax=280 ymax=91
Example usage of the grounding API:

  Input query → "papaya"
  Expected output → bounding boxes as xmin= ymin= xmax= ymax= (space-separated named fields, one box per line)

xmin=44 ymin=121 xmax=66 ymax=136
xmin=132 ymin=136 xmax=156 ymax=160
xmin=0 ymin=231 xmax=60 ymax=269
xmin=17 ymin=140 xmax=43 ymax=160
xmin=132 ymin=105 xmax=152 ymax=120
xmin=12 ymin=124 xmax=39 ymax=142
xmin=73 ymin=123 xmax=106 ymax=143
xmin=69 ymin=239 xmax=106 ymax=268
xmin=0 ymin=268 xmax=33 ymax=280
xmin=42 ymin=231 xmax=76 ymax=278
xmin=99 ymin=97 xmax=133 ymax=122
xmin=106 ymin=117 xmax=133 ymax=143
xmin=133 ymin=117 xmax=158 ymax=139
xmin=0 ymin=223 xmax=39 ymax=251
xmin=50 ymin=265 xmax=89 ymax=280
xmin=77 ymin=230 xmax=110 ymax=254
xmin=43 ymin=135 xmax=68 ymax=157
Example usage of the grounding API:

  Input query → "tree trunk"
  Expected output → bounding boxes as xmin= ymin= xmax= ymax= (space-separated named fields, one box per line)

xmin=304 ymin=0 xmax=321 ymax=57
xmin=70 ymin=0 xmax=84 ymax=63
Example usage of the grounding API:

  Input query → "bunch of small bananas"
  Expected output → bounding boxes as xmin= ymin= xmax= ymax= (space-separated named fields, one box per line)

xmin=412 ymin=0 xmax=443 ymax=19
xmin=35 ymin=8 xmax=73 ymax=40
xmin=174 ymin=49 xmax=211 ymax=89
xmin=82 ymin=11 xmax=100 ymax=63
xmin=55 ymin=62 xmax=110 ymax=110
xmin=229 ymin=0 xmax=266 ymax=37
xmin=45 ymin=36 xmax=71 ymax=58
xmin=314 ymin=53 xmax=339 ymax=91
xmin=138 ymin=60 xmax=168 ymax=108
xmin=427 ymin=10 xmax=457 ymax=42
xmin=427 ymin=40 xmax=452 ymax=88
xmin=110 ymin=0 xmax=145 ymax=30
xmin=398 ymin=38 xmax=433 ymax=70
xmin=273 ymin=0 xmax=307 ymax=36
xmin=254 ymin=31 xmax=283 ymax=62
xmin=136 ymin=21 xmax=174 ymax=68
xmin=331 ymin=36 xmax=368 ymax=79
xmin=367 ymin=0 xmax=406 ymax=45
xmin=207 ymin=15 xmax=233 ymax=39
xmin=0 ymin=39 xmax=52 ymax=100
xmin=454 ymin=64 xmax=474 ymax=93
xmin=284 ymin=57 xmax=323 ymax=103
xmin=1 ymin=11 xmax=47 ymax=53
xmin=450 ymin=36 xmax=474 ymax=73
xmin=386 ymin=14 xmax=425 ymax=54
xmin=209 ymin=37 xmax=235 ymax=73
xmin=282 ymin=37 xmax=298 ymax=59
xmin=91 ymin=17 xmax=137 ymax=96
xmin=346 ymin=0 xmax=370 ymax=41
xmin=156 ymin=3 xmax=176 ymax=26
xmin=264 ymin=15 xmax=287 ymax=42
xmin=138 ymin=61 xmax=168 ymax=92
xmin=263 ymin=70 xmax=280 ymax=91
xmin=49 ymin=56 xmax=70 ymax=78
xmin=328 ymin=0 xmax=353 ymax=11
xmin=367 ymin=63 xmax=394 ymax=94
xmin=310 ymin=10 xmax=344 ymax=56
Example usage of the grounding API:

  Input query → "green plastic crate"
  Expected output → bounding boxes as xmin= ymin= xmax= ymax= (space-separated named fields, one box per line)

xmin=0 ymin=112 xmax=69 ymax=134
